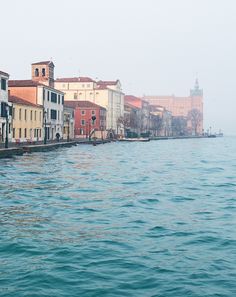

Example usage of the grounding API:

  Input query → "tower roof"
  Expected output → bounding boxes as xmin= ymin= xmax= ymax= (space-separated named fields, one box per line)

xmin=31 ymin=61 xmax=55 ymax=67
xmin=190 ymin=78 xmax=203 ymax=97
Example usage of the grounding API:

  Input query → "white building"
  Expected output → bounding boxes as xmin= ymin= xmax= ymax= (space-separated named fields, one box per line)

xmin=0 ymin=70 xmax=11 ymax=143
xmin=54 ymin=77 xmax=124 ymax=135
xmin=9 ymin=61 xmax=64 ymax=140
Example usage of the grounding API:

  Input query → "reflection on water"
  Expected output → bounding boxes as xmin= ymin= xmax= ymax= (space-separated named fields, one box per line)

xmin=0 ymin=137 xmax=236 ymax=297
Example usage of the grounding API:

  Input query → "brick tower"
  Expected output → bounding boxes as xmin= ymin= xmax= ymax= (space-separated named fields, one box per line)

xmin=31 ymin=60 xmax=55 ymax=87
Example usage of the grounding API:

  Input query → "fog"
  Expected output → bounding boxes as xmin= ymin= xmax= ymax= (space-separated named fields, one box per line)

xmin=1 ymin=0 xmax=236 ymax=134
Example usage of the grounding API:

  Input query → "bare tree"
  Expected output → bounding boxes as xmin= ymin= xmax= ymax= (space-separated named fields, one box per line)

xmin=172 ymin=116 xmax=188 ymax=136
xmin=188 ymin=109 xmax=202 ymax=135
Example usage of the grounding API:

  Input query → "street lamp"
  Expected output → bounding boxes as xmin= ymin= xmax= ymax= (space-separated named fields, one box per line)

xmin=44 ymin=109 xmax=47 ymax=145
xmin=67 ymin=114 xmax=70 ymax=142
xmin=5 ymin=104 xmax=9 ymax=149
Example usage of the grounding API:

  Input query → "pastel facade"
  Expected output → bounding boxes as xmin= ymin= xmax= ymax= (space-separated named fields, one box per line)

xmin=63 ymin=106 xmax=75 ymax=140
xmin=9 ymin=62 xmax=64 ymax=140
xmin=54 ymin=78 xmax=124 ymax=135
xmin=9 ymin=96 xmax=43 ymax=142
xmin=143 ymin=80 xmax=203 ymax=135
xmin=64 ymin=100 xmax=106 ymax=139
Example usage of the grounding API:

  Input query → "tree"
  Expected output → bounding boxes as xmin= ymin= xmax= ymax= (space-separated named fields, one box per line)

xmin=172 ymin=116 xmax=188 ymax=136
xmin=188 ymin=109 xmax=202 ymax=135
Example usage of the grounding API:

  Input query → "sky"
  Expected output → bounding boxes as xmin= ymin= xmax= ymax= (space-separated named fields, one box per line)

xmin=1 ymin=0 xmax=236 ymax=134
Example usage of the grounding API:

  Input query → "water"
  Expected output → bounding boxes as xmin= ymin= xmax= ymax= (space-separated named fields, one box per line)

xmin=0 ymin=137 xmax=236 ymax=297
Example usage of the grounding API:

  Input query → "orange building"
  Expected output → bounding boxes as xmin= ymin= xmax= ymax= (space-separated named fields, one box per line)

xmin=143 ymin=80 xmax=203 ymax=135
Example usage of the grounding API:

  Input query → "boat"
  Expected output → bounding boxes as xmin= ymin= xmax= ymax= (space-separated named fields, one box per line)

xmin=119 ymin=137 xmax=150 ymax=142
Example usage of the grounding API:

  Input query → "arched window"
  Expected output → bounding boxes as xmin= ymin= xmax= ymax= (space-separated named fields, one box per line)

xmin=42 ymin=68 xmax=46 ymax=77
xmin=35 ymin=68 xmax=39 ymax=77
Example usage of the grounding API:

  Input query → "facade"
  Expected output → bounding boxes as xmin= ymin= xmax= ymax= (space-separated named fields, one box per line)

xmin=9 ymin=61 xmax=64 ymax=140
xmin=124 ymin=102 xmax=141 ymax=137
xmin=124 ymin=95 xmax=150 ymax=135
xmin=9 ymin=95 xmax=43 ymax=142
xmin=149 ymin=105 xmax=172 ymax=136
xmin=0 ymin=70 xmax=11 ymax=143
xmin=143 ymin=80 xmax=203 ymax=135
xmin=64 ymin=100 xmax=106 ymax=139
xmin=54 ymin=78 xmax=124 ymax=135
xmin=63 ymin=106 xmax=75 ymax=140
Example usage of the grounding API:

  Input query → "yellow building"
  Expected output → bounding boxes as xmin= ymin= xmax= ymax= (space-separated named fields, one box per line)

xmin=9 ymin=95 xmax=43 ymax=143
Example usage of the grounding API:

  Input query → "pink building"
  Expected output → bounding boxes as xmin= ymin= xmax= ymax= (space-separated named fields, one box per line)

xmin=143 ymin=80 xmax=203 ymax=135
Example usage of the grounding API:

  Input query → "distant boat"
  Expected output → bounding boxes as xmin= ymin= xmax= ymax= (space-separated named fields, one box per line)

xmin=119 ymin=138 xmax=150 ymax=142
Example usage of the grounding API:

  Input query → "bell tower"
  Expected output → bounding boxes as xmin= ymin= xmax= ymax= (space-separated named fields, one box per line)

xmin=190 ymin=78 xmax=203 ymax=97
xmin=31 ymin=60 xmax=55 ymax=87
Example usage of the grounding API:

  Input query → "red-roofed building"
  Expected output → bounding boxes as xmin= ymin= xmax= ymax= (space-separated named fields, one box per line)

xmin=0 ymin=70 xmax=11 ymax=143
xmin=55 ymin=77 xmax=124 ymax=135
xmin=64 ymin=101 xmax=106 ymax=139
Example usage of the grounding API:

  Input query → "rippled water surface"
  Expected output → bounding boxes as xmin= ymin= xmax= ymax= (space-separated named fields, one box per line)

xmin=1 ymin=137 xmax=236 ymax=297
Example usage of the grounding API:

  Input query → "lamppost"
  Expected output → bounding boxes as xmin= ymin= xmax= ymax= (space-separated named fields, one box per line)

xmin=44 ymin=109 xmax=47 ymax=145
xmin=67 ymin=114 xmax=70 ymax=142
xmin=5 ymin=104 xmax=9 ymax=149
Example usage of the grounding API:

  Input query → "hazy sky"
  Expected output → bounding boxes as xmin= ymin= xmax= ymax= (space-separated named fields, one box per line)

xmin=1 ymin=0 xmax=236 ymax=134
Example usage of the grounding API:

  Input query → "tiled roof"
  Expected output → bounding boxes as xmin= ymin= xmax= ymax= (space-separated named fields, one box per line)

xmin=31 ymin=61 xmax=54 ymax=66
xmin=0 ymin=70 xmax=9 ymax=77
xmin=124 ymin=102 xmax=141 ymax=110
xmin=9 ymin=80 xmax=64 ymax=94
xmin=55 ymin=77 xmax=96 ymax=83
xmin=97 ymin=80 xmax=119 ymax=86
xmin=64 ymin=100 xmax=106 ymax=110
xmin=9 ymin=95 xmax=42 ymax=108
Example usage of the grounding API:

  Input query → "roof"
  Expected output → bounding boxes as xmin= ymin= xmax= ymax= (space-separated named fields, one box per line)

xmin=97 ymin=80 xmax=119 ymax=86
xmin=55 ymin=77 xmax=96 ymax=83
xmin=64 ymin=100 xmax=106 ymax=110
xmin=9 ymin=95 xmax=42 ymax=108
xmin=124 ymin=102 xmax=141 ymax=110
xmin=31 ymin=61 xmax=55 ymax=67
xmin=0 ymin=70 xmax=9 ymax=77
xmin=9 ymin=80 xmax=64 ymax=94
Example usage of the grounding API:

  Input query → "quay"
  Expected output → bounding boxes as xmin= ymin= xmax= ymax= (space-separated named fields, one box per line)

xmin=0 ymin=139 xmax=111 ymax=159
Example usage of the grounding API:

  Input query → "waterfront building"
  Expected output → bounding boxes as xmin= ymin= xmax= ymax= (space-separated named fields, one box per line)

xmin=0 ymin=70 xmax=12 ymax=143
xmin=54 ymin=78 xmax=124 ymax=135
xmin=64 ymin=100 xmax=106 ymax=139
xmin=124 ymin=95 xmax=150 ymax=135
xmin=63 ymin=106 xmax=75 ymax=140
xmin=143 ymin=79 xmax=203 ymax=135
xmin=9 ymin=61 xmax=64 ymax=140
xmin=9 ymin=95 xmax=43 ymax=143
xmin=149 ymin=105 xmax=172 ymax=137
xmin=124 ymin=102 xmax=141 ymax=137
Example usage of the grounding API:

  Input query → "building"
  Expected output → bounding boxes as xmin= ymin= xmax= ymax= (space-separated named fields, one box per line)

xmin=143 ymin=80 xmax=203 ymax=135
xmin=64 ymin=100 xmax=106 ymax=139
xmin=0 ymin=70 xmax=11 ymax=144
xmin=9 ymin=61 xmax=64 ymax=140
xmin=124 ymin=102 xmax=141 ymax=137
xmin=9 ymin=95 xmax=43 ymax=143
xmin=124 ymin=95 xmax=150 ymax=135
xmin=54 ymin=78 xmax=124 ymax=135
xmin=63 ymin=106 xmax=75 ymax=140
xmin=149 ymin=105 xmax=172 ymax=137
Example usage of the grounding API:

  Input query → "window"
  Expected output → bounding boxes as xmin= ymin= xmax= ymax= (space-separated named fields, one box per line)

xmin=39 ymin=129 xmax=41 ymax=138
xmin=51 ymin=92 xmax=57 ymax=103
xmin=51 ymin=109 xmax=57 ymax=120
xmin=42 ymin=68 xmax=46 ymax=76
xmin=81 ymin=110 xmax=85 ymax=115
xmin=1 ymin=78 xmax=7 ymax=90
xmin=19 ymin=128 xmax=22 ymax=138
xmin=19 ymin=109 xmax=22 ymax=120
xmin=82 ymin=84 xmax=85 ymax=88
xmin=35 ymin=111 xmax=37 ymax=121
xmin=91 ymin=110 xmax=95 ymax=115
xmin=34 ymin=68 xmax=39 ymax=77
xmin=58 ymin=110 xmax=60 ymax=121
xmin=25 ymin=109 xmax=27 ymax=121
xmin=43 ymin=89 xmax=45 ymax=100
xmin=74 ymin=93 xmax=78 ymax=99
xmin=62 ymin=96 xmax=64 ymax=104
xmin=87 ymin=84 xmax=90 ymax=88
xmin=12 ymin=108 xmax=15 ymax=120
xmin=30 ymin=110 xmax=33 ymax=120
xmin=47 ymin=91 xmax=50 ymax=101
xmin=24 ymin=128 xmax=27 ymax=138
xmin=47 ymin=108 xmax=49 ymax=120
xmin=13 ymin=128 xmax=15 ymax=138
xmin=58 ymin=95 xmax=60 ymax=104
xmin=81 ymin=119 xmax=85 ymax=125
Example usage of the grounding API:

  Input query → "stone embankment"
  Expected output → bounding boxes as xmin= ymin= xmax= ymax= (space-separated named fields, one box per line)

xmin=0 ymin=139 xmax=111 ymax=159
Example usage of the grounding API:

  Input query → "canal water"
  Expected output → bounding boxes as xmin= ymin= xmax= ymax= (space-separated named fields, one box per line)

xmin=0 ymin=137 xmax=236 ymax=297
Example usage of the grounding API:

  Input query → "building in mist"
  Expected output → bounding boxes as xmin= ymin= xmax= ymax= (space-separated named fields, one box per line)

xmin=9 ymin=61 xmax=64 ymax=140
xmin=143 ymin=79 xmax=203 ymax=135
xmin=54 ymin=78 xmax=124 ymax=135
